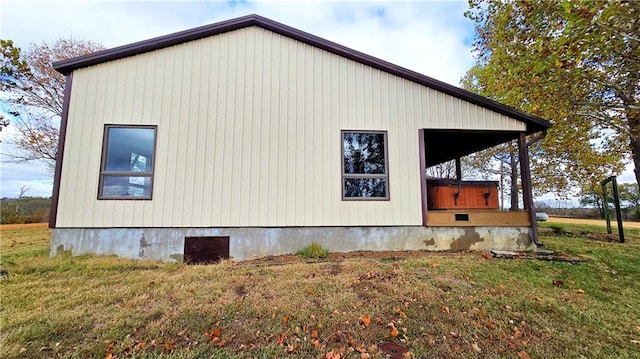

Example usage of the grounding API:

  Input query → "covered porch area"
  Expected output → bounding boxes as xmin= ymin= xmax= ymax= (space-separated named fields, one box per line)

xmin=417 ymin=128 xmax=544 ymax=246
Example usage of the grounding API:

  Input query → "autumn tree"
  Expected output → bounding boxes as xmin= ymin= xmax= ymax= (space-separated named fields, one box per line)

xmin=463 ymin=0 xmax=638 ymax=197
xmin=579 ymin=185 xmax=606 ymax=219
xmin=0 ymin=37 xmax=104 ymax=168
xmin=618 ymin=183 xmax=640 ymax=220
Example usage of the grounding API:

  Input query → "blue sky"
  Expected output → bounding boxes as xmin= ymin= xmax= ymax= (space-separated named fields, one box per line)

xmin=0 ymin=0 xmax=635 ymax=198
xmin=0 ymin=0 xmax=477 ymax=198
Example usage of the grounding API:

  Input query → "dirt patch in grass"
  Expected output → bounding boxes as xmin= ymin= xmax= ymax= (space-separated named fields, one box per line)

xmin=548 ymin=216 xmax=640 ymax=229
xmin=241 ymin=250 xmax=454 ymax=267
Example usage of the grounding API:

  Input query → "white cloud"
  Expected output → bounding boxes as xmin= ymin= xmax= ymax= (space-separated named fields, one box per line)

xmin=0 ymin=0 xmax=635 ymax=200
xmin=1 ymin=0 xmax=478 ymax=198
xmin=1 ymin=1 xmax=475 ymax=84
xmin=0 ymin=160 xmax=53 ymax=198
xmin=618 ymin=163 xmax=637 ymax=184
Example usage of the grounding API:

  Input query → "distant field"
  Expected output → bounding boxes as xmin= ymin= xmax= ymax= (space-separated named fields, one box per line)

xmin=548 ymin=216 xmax=640 ymax=229
xmin=0 ymin=222 xmax=48 ymax=229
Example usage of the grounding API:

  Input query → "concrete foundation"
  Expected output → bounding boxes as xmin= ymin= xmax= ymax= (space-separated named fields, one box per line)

xmin=50 ymin=226 xmax=535 ymax=262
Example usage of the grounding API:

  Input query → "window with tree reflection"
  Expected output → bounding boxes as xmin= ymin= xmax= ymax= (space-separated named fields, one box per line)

xmin=98 ymin=125 xmax=156 ymax=199
xmin=342 ymin=131 xmax=389 ymax=200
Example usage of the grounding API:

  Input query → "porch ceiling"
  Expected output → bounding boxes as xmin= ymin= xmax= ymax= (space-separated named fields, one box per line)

xmin=424 ymin=129 xmax=519 ymax=167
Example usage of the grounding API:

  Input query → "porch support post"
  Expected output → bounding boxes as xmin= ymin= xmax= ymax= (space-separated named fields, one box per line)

xmin=518 ymin=133 xmax=540 ymax=247
xmin=418 ymin=129 xmax=428 ymax=226
xmin=455 ymin=156 xmax=462 ymax=181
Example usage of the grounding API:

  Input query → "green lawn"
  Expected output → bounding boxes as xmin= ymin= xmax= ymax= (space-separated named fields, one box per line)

xmin=1 ymin=223 xmax=639 ymax=358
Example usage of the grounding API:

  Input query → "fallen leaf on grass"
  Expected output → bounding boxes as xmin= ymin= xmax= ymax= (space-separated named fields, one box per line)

xmin=354 ymin=345 xmax=367 ymax=353
xmin=214 ymin=339 xmax=226 ymax=347
xmin=277 ymin=333 xmax=287 ymax=345
xmin=431 ymin=262 xmax=439 ymax=268
xmin=576 ymin=289 xmax=585 ymax=294
xmin=471 ymin=342 xmax=481 ymax=353
xmin=105 ymin=342 xmax=116 ymax=359
xmin=518 ymin=351 xmax=532 ymax=359
xmin=285 ymin=344 xmax=301 ymax=353
xmin=360 ymin=315 xmax=371 ymax=328
xmin=552 ymin=279 xmax=564 ymax=287
xmin=162 ymin=343 xmax=175 ymax=353
xmin=311 ymin=329 xmax=319 ymax=338
xmin=132 ymin=341 xmax=145 ymax=351
xmin=512 ymin=326 xmax=523 ymax=339
xmin=395 ymin=306 xmax=408 ymax=318
xmin=427 ymin=335 xmax=436 ymax=345
xmin=481 ymin=252 xmax=490 ymax=259
xmin=441 ymin=306 xmax=450 ymax=314
xmin=325 ymin=350 xmax=343 ymax=359
xmin=204 ymin=328 xmax=221 ymax=339
xmin=533 ymin=296 xmax=544 ymax=302
xmin=390 ymin=326 xmax=399 ymax=338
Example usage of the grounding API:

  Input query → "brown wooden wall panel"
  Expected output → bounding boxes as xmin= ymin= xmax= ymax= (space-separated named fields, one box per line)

xmin=428 ymin=181 xmax=499 ymax=210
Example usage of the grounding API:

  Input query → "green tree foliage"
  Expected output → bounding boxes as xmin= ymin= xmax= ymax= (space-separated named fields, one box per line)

xmin=580 ymin=182 xmax=640 ymax=220
xmin=618 ymin=183 xmax=640 ymax=220
xmin=0 ymin=39 xmax=28 ymax=133
xmin=579 ymin=185 xmax=606 ymax=218
xmin=0 ymin=37 xmax=104 ymax=167
xmin=463 ymin=0 xmax=639 ymax=196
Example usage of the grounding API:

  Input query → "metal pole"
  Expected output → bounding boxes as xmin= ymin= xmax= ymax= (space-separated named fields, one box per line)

xmin=610 ymin=177 xmax=625 ymax=243
xmin=602 ymin=182 xmax=612 ymax=234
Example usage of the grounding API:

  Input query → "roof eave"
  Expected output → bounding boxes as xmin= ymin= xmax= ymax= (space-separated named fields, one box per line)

xmin=53 ymin=14 xmax=551 ymax=132
xmin=53 ymin=14 xmax=262 ymax=75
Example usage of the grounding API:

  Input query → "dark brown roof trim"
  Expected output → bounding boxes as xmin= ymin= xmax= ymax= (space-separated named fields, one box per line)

xmin=53 ymin=14 xmax=550 ymax=132
xmin=49 ymin=73 xmax=73 ymax=228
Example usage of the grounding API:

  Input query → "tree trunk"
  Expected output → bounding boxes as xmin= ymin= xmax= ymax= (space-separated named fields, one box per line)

xmin=509 ymin=148 xmax=519 ymax=211
xmin=630 ymin=133 xmax=640 ymax=192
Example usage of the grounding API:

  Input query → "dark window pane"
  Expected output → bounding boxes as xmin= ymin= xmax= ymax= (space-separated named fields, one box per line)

xmin=343 ymin=132 xmax=386 ymax=174
xmin=105 ymin=127 xmax=155 ymax=172
xmin=102 ymin=176 xmax=152 ymax=198
xmin=344 ymin=178 xmax=387 ymax=198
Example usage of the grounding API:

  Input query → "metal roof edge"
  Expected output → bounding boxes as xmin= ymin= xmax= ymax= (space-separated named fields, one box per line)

xmin=53 ymin=14 xmax=551 ymax=131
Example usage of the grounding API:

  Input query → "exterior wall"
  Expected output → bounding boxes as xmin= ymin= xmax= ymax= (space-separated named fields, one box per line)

xmin=56 ymin=26 xmax=526 ymax=228
xmin=51 ymin=226 xmax=535 ymax=262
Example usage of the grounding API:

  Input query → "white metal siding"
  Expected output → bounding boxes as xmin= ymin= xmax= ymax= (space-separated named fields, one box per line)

xmin=56 ymin=27 xmax=526 ymax=228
